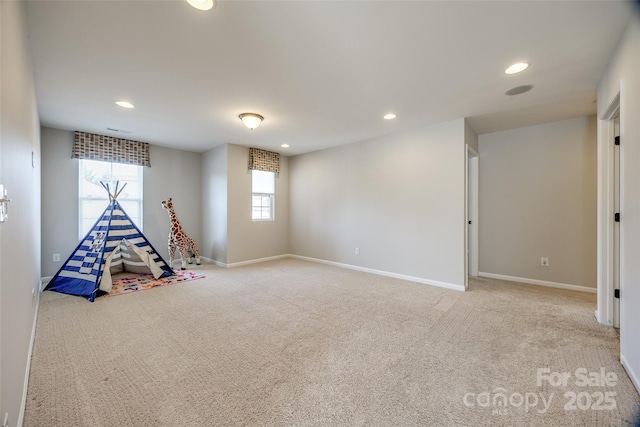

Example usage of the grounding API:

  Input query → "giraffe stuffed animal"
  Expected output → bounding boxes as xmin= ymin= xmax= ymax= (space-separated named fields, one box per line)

xmin=161 ymin=198 xmax=201 ymax=270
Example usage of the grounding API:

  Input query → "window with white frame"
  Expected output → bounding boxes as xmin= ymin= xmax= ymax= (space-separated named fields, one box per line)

xmin=252 ymin=170 xmax=275 ymax=221
xmin=79 ymin=159 xmax=143 ymax=238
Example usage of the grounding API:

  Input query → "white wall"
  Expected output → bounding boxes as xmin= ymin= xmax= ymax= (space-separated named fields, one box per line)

xmin=40 ymin=128 xmax=78 ymax=277
xmin=201 ymin=144 xmax=290 ymax=265
xmin=478 ymin=116 xmax=598 ymax=289
xmin=227 ymin=145 xmax=289 ymax=264
xmin=0 ymin=1 xmax=42 ymax=425
xmin=40 ymin=128 xmax=202 ymax=276
xmin=201 ymin=144 xmax=228 ymax=264
xmin=144 ymin=144 xmax=202 ymax=268
xmin=289 ymin=119 xmax=467 ymax=289
xmin=597 ymin=14 xmax=640 ymax=391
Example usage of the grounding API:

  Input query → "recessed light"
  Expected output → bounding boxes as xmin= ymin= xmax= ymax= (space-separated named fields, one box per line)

xmin=383 ymin=113 xmax=397 ymax=120
xmin=115 ymin=101 xmax=135 ymax=109
xmin=281 ymin=144 xmax=290 ymax=148
xmin=505 ymin=62 xmax=529 ymax=75
xmin=186 ymin=0 xmax=215 ymax=11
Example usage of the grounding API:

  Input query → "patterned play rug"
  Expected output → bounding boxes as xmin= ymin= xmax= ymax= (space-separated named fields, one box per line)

xmin=106 ymin=270 xmax=205 ymax=297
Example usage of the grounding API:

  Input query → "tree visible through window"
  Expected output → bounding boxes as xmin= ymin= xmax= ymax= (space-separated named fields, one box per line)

xmin=252 ymin=170 xmax=275 ymax=220
xmin=79 ymin=159 xmax=143 ymax=238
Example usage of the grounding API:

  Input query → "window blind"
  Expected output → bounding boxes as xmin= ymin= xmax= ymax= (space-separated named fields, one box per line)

xmin=72 ymin=131 xmax=151 ymax=167
xmin=248 ymin=147 xmax=280 ymax=174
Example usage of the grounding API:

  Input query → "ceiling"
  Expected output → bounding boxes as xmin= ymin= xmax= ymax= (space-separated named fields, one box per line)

xmin=25 ymin=0 xmax=632 ymax=156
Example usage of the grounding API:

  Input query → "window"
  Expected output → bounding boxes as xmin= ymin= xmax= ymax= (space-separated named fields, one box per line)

xmin=79 ymin=159 xmax=143 ymax=238
xmin=252 ymin=170 xmax=275 ymax=220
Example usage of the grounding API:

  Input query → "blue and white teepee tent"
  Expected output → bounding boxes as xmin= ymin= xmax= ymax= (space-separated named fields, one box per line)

xmin=46 ymin=182 xmax=174 ymax=301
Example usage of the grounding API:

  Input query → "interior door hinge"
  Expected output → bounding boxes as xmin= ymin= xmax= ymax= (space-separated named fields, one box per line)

xmin=615 ymin=136 xmax=620 ymax=146
xmin=614 ymin=213 xmax=620 ymax=223
xmin=614 ymin=289 xmax=620 ymax=299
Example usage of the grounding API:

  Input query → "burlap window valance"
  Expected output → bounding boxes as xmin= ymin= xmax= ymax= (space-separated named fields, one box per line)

xmin=248 ymin=147 xmax=280 ymax=174
xmin=72 ymin=131 xmax=151 ymax=167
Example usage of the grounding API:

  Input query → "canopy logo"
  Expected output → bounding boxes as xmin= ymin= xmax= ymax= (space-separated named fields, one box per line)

xmin=463 ymin=367 xmax=618 ymax=416
xmin=463 ymin=389 xmax=553 ymax=414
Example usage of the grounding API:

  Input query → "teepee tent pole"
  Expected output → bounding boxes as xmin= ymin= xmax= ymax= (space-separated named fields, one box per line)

xmin=114 ymin=182 xmax=127 ymax=200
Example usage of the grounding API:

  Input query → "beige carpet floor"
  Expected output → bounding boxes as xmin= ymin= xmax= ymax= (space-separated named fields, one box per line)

xmin=24 ymin=258 xmax=640 ymax=426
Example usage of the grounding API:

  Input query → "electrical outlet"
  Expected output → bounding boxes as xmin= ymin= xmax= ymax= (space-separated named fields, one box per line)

xmin=355 ymin=247 xmax=360 ymax=255
xmin=53 ymin=253 xmax=60 ymax=262
xmin=541 ymin=257 xmax=549 ymax=267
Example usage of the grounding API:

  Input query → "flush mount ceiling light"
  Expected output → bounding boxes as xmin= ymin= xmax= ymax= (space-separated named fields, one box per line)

xmin=186 ymin=0 xmax=216 ymax=11
xmin=115 ymin=101 xmax=135 ymax=109
xmin=505 ymin=85 xmax=534 ymax=96
xmin=239 ymin=113 xmax=264 ymax=130
xmin=383 ymin=113 xmax=397 ymax=120
xmin=281 ymin=144 xmax=290 ymax=148
xmin=505 ymin=62 xmax=529 ymax=75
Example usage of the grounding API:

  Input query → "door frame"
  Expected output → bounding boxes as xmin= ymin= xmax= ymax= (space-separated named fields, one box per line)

xmin=596 ymin=93 xmax=620 ymax=327
xmin=613 ymin=115 xmax=620 ymax=328
xmin=465 ymin=145 xmax=479 ymax=289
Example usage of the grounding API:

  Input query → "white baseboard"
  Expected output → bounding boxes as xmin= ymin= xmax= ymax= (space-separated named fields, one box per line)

xmin=167 ymin=257 xmax=223 ymax=268
xmin=202 ymin=254 xmax=289 ymax=268
xmin=181 ymin=256 xmax=288 ymax=268
xmin=40 ymin=277 xmax=52 ymax=291
xmin=478 ymin=272 xmax=597 ymax=294
xmin=18 ymin=288 xmax=41 ymax=427
xmin=621 ymin=354 xmax=640 ymax=395
xmin=290 ymin=254 xmax=465 ymax=292
xmin=197 ymin=257 xmax=224 ymax=267
xmin=225 ymin=254 xmax=289 ymax=268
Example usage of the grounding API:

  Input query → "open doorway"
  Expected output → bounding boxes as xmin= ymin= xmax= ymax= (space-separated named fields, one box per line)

xmin=466 ymin=145 xmax=479 ymax=288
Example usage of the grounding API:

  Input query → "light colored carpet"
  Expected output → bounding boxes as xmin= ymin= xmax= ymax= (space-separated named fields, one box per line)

xmin=24 ymin=258 xmax=640 ymax=426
